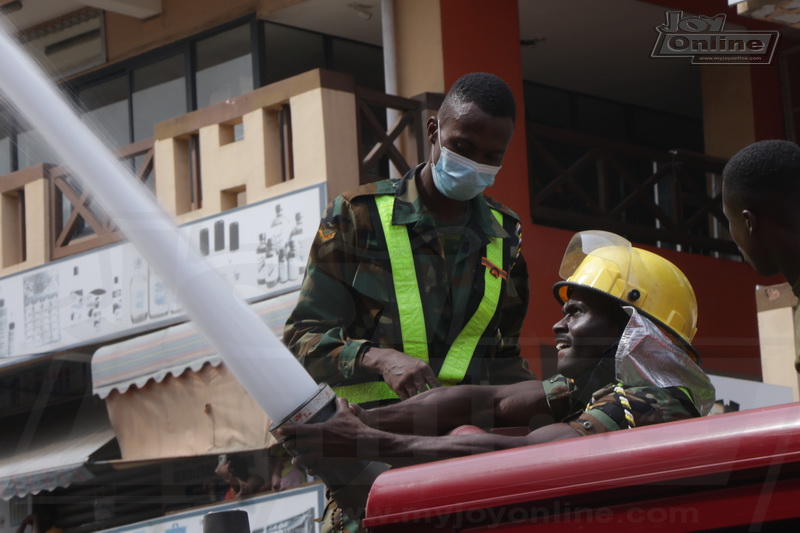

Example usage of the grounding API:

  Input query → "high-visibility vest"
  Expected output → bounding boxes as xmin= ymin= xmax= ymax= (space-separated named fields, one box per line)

xmin=333 ymin=194 xmax=506 ymax=404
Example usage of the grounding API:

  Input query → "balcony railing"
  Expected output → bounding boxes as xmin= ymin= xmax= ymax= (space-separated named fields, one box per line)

xmin=528 ymin=123 xmax=736 ymax=257
xmin=0 ymin=70 xmax=433 ymax=275
xmin=0 ymin=73 xmax=738 ymax=276
xmin=355 ymin=88 xmax=436 ymax=184
xmin=49 ymin=138 xmax=155 ymax=260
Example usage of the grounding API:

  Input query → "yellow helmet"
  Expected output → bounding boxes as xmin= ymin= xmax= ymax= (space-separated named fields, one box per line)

xmin=553 ymin=231 xmax=699 ymax=357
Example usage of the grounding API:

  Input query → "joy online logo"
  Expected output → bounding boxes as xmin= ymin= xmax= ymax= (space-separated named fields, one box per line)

xmin=652 ymin=11 xmax=779 ymax=64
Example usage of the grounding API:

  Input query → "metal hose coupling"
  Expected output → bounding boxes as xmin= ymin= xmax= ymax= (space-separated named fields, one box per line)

xmin=270 ymin=384 xmax=390 ymax=518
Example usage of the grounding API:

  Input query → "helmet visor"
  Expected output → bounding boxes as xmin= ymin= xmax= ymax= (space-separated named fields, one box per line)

xmin=555 ymin=230 xmax=699 ymax=358
xmin=558 ymin=231 xmax=635 ymax=301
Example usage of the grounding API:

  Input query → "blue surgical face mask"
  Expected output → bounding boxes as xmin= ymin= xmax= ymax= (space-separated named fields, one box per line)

xmin=431 ymin=125 xmax=502 ymax=201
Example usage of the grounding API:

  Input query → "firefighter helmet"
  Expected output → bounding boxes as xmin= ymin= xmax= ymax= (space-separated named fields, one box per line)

xmin=553 ymin=231 xmax=698 ymax=354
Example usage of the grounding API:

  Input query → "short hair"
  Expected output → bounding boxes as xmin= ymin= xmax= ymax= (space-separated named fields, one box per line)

xmin=723 ymin=140 xmax=800 ymax=204
xmin=227 ymin=455 xmax=249 ymax=477
xmin=441 ymin=72 xmax=516 ymax=123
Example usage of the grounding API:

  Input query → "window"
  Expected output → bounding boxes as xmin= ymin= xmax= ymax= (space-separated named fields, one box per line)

xmin=79 ymin=74 xmax=130 ymax=148
xmin=0 ymin=134 xmax=11 ymax=175
xmin=133 ymin=54 xmax=187 ymax=142
xmin=262 ymin=23 xmax=325 ymax=85
xmin=16 ymin=126 xmax=59 ymax=169
xmin=331 ymin=37 xmax=384 ymax=92
xmin=523 ymin=83 xmax=570 ymax=128
xmin=261 ymin=22 xmax=384 ymax=91
xmin=195 ymin=24 xmax=253 ymax=108
xmin=0 ymin=17 xmax=386 ymax=175
xmin=781 ymin=45 xmax=800 ymax=145
xmin=0 ymin=105 xmax=15 ymax=174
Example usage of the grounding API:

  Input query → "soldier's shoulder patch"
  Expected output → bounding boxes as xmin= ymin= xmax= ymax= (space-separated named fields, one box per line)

xmin=481 ymin=194 xmax=521 ymax=221
xmin=318 ymin=227 xmax=336 ymax=242
xmin=341 ymin=179 xmax=396 ymax=202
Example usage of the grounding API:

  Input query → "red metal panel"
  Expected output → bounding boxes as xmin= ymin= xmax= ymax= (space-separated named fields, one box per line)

xmin=450 ymin=479 xmax=800 ymax=533
xmin=364 ymin=403 xmax=800 ymax=531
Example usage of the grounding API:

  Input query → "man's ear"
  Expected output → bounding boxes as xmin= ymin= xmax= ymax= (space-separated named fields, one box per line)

xmin=742 ymin=209 xmax=757 ymax=234
xmin=426 ymin=115 xmax=438 ymax=145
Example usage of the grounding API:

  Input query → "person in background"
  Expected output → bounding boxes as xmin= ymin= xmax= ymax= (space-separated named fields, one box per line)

xmin=268 ymin=444 xmax=306 ymax=492
xmin=721 ymin=140 xmax=800 ymax=371
xmin=16 ymin=505 xmax=62 ymax=533
xmin=214 ymin=454 xmax=264 ymax=500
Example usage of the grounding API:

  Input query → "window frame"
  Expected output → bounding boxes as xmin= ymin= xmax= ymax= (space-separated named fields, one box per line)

xmin=1 ymin=15 xmax=385 ymax=173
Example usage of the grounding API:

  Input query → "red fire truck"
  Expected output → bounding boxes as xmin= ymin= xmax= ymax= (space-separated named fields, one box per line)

xmin=363 ymin=403 xmax=800 ymax=531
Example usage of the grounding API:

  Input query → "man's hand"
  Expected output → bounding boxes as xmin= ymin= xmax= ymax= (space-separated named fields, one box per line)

xmin=278 ymin=398 xmax=377 ymax=471
xmin=360 ymin=347 xmax=441 ymax=400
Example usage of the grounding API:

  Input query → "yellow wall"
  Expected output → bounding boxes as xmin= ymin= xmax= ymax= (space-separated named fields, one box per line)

xmin=153 ymin=71 xmax=360 ymax=224
xmin=393 ymin=0 xmax=445 ymax=98
xmin=0 ymin=175 xmax=50 ymax=276
xmin=0 ymin=68 xmax=361 ymax=275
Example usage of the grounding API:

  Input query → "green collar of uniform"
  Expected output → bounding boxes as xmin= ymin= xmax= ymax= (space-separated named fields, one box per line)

xmin=387 ymin=164 xmax=509 ymax=239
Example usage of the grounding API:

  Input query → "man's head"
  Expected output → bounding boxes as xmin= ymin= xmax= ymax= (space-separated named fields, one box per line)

xmin=439 ymin=72 xmax=517 ymax=126
xmin=552 ymin=231 xmax=699 ymax=378
xmin=552 ymin=287 xmax=629 ymax=378
xmin=215 ymin=454 xmax=249 ymax=481
xmin=722 ymin=140 xmax=800 ymax=276
xmin=426 ymin=73 xmax=516 ymax=201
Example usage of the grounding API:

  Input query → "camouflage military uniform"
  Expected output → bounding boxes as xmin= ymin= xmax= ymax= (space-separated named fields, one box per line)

xmin=543 ymin=374 xmax=701 ymax=435
xmin=284 ymin=165 xmax=534 ymax=405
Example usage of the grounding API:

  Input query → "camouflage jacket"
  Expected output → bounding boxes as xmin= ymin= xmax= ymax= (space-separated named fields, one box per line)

xmin=283 ymin=166 xmax=534 ymax=398
xmin=543 ymin=374 xmax=701 ymax=435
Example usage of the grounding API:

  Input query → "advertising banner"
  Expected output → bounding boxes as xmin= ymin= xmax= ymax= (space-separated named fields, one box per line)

xmin=100 ymin=484 xmax=324 ymax=533
xmin=0 ymin=184 xmax=325 ymax=359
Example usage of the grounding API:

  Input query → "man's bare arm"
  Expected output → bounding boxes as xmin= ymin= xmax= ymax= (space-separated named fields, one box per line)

xmin=357 ymin=379 xmax=551 ymax=435
xmin=374 ymin=422 xmax=581 ymax=466
xmin=279 ymin=398 xmax=578 ymax=469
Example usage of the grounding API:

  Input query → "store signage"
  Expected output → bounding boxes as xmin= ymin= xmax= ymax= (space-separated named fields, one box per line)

xmin=0 ymin=184 xmax=325 ymax=359
xmin=99 ymin=484 xmax=324 ymax=533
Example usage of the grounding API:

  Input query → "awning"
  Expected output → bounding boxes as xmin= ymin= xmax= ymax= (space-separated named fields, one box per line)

xmin=0 ymin=404 xmax=116 ymax=500
xmin=92 ymin=291 xmax=300 ymax=399
xmin=90 ymin=291 xmax=301 ymax=462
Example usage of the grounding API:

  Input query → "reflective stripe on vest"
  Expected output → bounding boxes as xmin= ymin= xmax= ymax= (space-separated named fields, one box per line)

xmin=333 ymin=194 xmax=505 ymax=404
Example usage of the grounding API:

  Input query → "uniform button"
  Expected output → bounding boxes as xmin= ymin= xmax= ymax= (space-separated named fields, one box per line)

xmin=583 ymin=421 xmax=593 ymax=430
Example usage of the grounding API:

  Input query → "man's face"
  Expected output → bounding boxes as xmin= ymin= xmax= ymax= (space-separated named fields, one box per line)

xmin=721 ymin=183 xmax=778 ymax=276
xmin=214 ymin=459 xmax=233 ymax=481
xmin=432 ymin=101 xmax=514 ymax=168
xmin=552 ymin=288 xmax=626 ymax=379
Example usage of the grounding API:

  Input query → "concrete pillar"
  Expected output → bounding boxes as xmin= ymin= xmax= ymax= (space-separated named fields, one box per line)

xmin=290 ymin=86 xmax=360 ymax=200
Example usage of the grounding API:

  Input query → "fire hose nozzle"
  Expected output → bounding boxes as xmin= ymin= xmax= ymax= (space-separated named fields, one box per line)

xmin=270 ymin=384 xmax=390 ymax=518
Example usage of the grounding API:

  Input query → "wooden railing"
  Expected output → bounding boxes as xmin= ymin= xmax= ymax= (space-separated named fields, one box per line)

xmin=4 ymin=73 xmax=738 ymax=271
xmin=355 ymin=89 xmax=439 ymax=184
xmin=49 ymin=138 xmax=154 ymax=259
xmin=0 ymin=70 xmax=436 ymax=271
xmin=528 ymin=123 xmax=736 ymax=256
